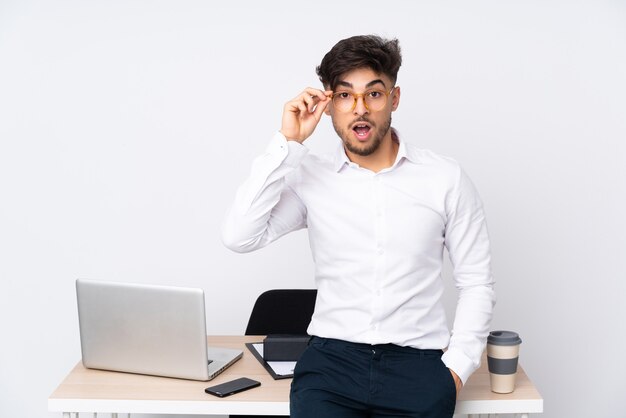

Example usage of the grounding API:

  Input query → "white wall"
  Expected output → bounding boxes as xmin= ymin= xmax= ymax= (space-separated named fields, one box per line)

xmin=1 ymin=1 xmax=625 ymax=417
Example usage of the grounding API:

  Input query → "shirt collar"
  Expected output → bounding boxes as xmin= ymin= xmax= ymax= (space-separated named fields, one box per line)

xmin=332 ymin=128 xmax=420 ymax=172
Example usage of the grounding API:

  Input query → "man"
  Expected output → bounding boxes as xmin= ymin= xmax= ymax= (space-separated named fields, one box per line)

xmin=222 ymin=35 xmax=495 ymax=418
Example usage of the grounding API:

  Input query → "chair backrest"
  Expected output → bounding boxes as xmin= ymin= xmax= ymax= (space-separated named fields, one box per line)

xmin=245 ymin=289 xmax=317 ymax=335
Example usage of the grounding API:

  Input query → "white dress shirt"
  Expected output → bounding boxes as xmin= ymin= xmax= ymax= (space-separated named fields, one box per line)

xmin=222 ymin=131 xmax=495 ymax=384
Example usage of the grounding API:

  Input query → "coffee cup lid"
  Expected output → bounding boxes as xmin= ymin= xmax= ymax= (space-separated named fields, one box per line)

xmin=488 ymin=330 xmax=522 ymax=346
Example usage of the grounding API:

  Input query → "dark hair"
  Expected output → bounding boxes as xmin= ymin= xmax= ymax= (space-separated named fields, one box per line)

xmin=316 ymin=35 xmax=402 ymax=90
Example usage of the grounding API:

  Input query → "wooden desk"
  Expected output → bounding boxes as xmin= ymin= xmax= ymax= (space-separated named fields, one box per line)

xmin=49 ymin=336 xmax=543 ymax=417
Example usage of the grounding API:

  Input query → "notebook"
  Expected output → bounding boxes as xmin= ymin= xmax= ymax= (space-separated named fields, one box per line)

xmin=76 ymin=279 xmax=242 ymax=381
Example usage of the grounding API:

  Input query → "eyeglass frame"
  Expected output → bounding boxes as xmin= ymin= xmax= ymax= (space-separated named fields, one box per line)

xmin=330 ymin=86 xmax=396 ymax=112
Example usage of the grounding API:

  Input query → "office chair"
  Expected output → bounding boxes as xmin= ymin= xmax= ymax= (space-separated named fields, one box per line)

xmin=233 ymin=289 xmax=317 ymax=418
xmin=245 ymin=289 xmax=317 ymax=335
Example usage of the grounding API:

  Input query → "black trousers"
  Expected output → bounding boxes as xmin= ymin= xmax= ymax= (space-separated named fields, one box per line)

xmin=290 ymin=337 xmax=456 ymax=418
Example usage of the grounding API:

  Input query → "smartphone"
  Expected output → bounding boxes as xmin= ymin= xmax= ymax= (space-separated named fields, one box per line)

xmin=204 ymin=377 xmax=261 ymax=397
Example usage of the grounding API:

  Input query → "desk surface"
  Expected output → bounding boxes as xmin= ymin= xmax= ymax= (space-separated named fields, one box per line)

xmin=49 ymin=336 xmax=543 ymax=416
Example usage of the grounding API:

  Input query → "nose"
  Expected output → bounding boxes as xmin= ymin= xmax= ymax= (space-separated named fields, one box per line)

xmin=353 ymin=95 xmax=369 ymax=115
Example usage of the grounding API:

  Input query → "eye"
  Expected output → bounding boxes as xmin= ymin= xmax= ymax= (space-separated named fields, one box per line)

xmin=368 ymin=91 xmax=382 ymax=98
xmin=337 ymin=92 xmax=351 ymax=99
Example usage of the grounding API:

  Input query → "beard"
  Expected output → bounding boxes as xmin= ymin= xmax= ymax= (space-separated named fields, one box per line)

xmin=333 ymin=114 xmax=392 ymax=157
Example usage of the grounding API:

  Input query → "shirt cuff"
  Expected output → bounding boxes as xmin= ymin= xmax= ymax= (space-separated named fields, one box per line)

xmin=441 ymin=347 xmax=480 ymax=385
xmin=267 ymin=131 xmax=309 ymax=168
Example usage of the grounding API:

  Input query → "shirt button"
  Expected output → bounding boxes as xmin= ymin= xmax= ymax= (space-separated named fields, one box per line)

xmin=377 ymin=247 xmax=384 ymax=255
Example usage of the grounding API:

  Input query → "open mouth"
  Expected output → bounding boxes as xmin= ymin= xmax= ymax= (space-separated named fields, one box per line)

xmin=352 ymin=123 xmax=372 ymax=140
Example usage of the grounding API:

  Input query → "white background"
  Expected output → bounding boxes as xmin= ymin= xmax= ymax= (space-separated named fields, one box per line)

xmin=1 ymin=1 xmax=625 ymax=417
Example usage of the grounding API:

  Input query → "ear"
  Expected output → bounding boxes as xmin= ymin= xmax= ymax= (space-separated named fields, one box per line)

xmin=391 ymin=86 xmax=401 ymax=111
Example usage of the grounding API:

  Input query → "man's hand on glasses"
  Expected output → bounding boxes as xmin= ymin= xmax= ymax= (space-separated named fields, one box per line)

xmin=280 ymin=88 xmax=333 ymax=143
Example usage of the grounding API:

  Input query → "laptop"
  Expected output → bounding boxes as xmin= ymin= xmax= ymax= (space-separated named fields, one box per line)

xmin=76 ymin=279 xmax=243 ymax=381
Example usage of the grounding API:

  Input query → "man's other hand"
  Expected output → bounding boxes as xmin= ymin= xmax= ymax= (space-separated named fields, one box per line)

xmin=449 ymin=368 xmax=463 ymax=397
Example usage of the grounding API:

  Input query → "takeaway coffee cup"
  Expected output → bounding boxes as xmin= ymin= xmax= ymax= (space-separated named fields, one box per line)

xmin=487 ymin=330 xmax=522 ymax=393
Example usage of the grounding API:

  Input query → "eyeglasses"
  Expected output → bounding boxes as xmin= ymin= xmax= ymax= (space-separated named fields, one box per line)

xmin=331 ymin=87 xmax=395 ymax=112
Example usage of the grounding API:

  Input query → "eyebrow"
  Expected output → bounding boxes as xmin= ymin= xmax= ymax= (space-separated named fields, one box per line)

xmin=336 ymin=79 xmax=387 ymax=90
